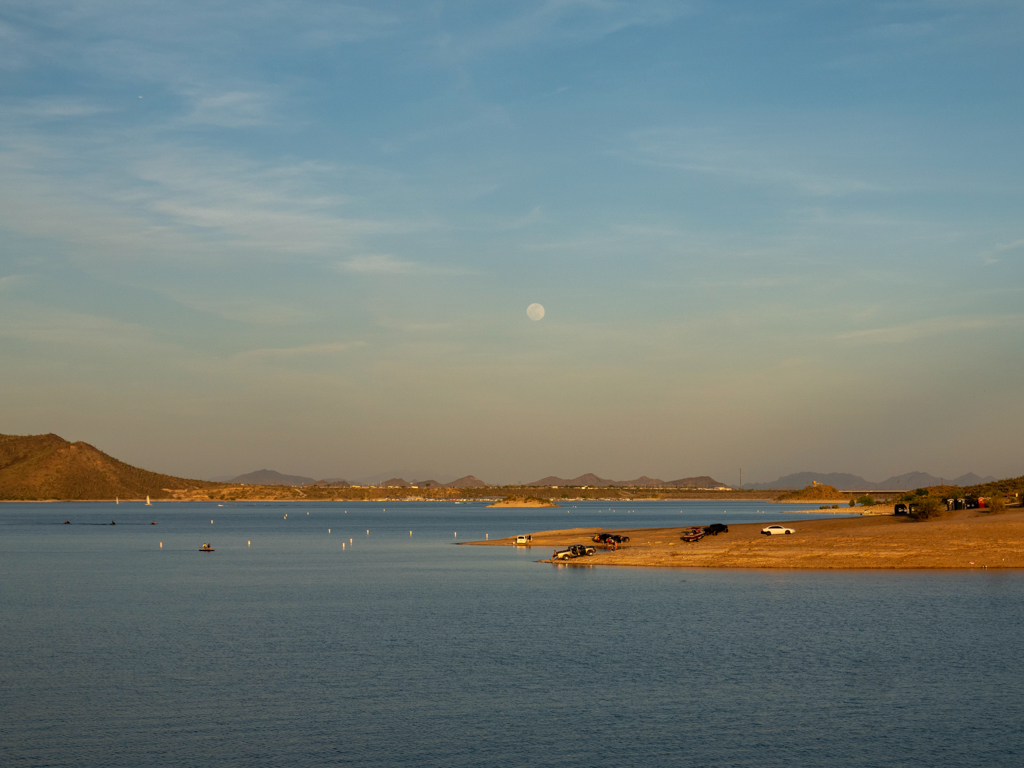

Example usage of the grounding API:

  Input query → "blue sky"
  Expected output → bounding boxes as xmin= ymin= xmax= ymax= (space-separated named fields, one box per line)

xmin=1 ymin=0 xmax=1022 ymax=484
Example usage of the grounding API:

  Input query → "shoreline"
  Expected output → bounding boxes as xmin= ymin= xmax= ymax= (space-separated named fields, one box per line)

xmin=466 ymin=508 xmax=1024 ymax=569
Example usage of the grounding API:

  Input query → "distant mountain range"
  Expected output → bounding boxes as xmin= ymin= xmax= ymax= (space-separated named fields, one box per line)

xmin=743 ymin=471 xmax=997 ymax=491
xmin=221 ymin=470 xmax=731 ymax=489
xmin=0 ymin=432 xmax=1009 ymax=501
xmin=223 ymin=466 xmax=999 ymax=492
xmin=525 ymin=473 xmax=728 ymax=489
xmin=374 ymin=476 xmax=490 ymax=489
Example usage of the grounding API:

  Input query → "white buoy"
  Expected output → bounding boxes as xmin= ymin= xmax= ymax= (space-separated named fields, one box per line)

xmin=350 ymin=538 xmax=353 ymax=544
xmin=454 ymin=532 xmax=457 ymax=538
xmin=211 ymin=520 xmax=213 ymax=524
xmin=486 ymin=534 xmax=488 ymax=540
xmin=159 ymin=542 xmax=162 ymax=548
xmin=328 ymin=529 xmax=331 ymax=533
xmin=343 ymin=543 xmax=345 ymax=549
xmin=366 ymin=529 xmax=369 ymax=535
xmin=248 ymin=540 xmax=250 ymax=546
xmin=410 ymin=531 xmax=412 ymax=536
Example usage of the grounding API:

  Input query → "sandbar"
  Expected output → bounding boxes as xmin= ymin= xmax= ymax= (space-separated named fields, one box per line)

xmin=467 ymin=508 xmax=1024 ymax=569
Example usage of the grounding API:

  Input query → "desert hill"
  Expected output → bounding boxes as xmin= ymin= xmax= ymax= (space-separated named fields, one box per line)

xmin=0 ymin=433 xmax=222 ymax=500
xmin=444 ymin=475 xmax=490 ymax=488
xmin=231 ymin=469 xmax=316 ymax=486
xmin=663 ymin=476 xmax=728 ymax=489
xmin=777 ymin=484 xmax=849 ymax=502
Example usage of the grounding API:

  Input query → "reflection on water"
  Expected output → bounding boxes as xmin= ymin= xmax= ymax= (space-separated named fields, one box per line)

xmin=1 ymin=501 xmax=1021 ymax=767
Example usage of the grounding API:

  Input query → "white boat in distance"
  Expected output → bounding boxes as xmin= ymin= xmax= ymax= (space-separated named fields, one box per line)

xmin=146 ymin=496 xmax=152 ymax=506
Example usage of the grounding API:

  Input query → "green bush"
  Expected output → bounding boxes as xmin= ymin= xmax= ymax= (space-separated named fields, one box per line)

xmin=856 ymin=495 xmax=876 ymax=506
xmin=849 ymin=499 xmax=856 ymax=507
xmin=910 ymin=496 xmax=942 ymax=520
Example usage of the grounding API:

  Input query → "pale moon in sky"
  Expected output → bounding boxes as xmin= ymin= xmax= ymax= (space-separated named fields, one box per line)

xmin=526 ymin=303 xmax=545 ymax=321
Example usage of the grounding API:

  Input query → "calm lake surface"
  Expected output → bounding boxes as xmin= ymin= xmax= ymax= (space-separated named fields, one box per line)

xmin=2 ymin=500 xmax=1022 ymax=767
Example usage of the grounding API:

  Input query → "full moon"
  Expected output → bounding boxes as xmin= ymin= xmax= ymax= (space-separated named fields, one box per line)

xmin=527 ymin=303 xmax=545 ymax=321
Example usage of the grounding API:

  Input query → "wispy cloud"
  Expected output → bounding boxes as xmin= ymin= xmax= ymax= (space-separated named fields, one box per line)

xmin=183 ymin=91 xmax=274 ymax=127
xmin=233 ymin=341 xmax=364 ymax=363
xmin=839 ymin=314 xmax=1024 ymax=344
xmin=439 ymin=0 xmax=687 ymax=58
xmin=983 ymin=238 xmax=1024 ymax=265
xmin=11 ymin=98 xmax=110 ymax=120
xmin=336 ymin=254 xmax=469 ymax=275
xmin=630 ymin=128 xmax=882 ymax=197
xmin=338 ymin=254 xmax=419 ymax=274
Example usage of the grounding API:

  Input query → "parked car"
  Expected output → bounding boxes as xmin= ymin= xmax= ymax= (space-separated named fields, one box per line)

xmin=568 ymin=544 xmax=596 ymax=556
xmin=680 ymin=527 xmax=705 ymax=542
xmin=593 ymin=533 xmax=629 ymax=544
xmin=703 ymin=524 xmax=728 ymax=535
xmin=514 ymin=535 xmax=532 ymax=545
xmin=761 ymin=525 xmax=795 ymax=535
xmin=592 ymin=533 xmax=613 ymax=543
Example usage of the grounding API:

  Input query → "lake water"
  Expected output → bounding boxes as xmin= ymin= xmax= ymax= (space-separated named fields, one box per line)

xmin=2 ymin=500 xmax=1022 ymax=767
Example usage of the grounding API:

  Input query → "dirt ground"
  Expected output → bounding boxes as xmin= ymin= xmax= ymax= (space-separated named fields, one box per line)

xmin=466 ymin=508 xmax=1024 ymax=569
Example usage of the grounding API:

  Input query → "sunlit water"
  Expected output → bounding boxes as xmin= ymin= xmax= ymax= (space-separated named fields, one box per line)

xmin=2 ymin=500 xmax=1022 ymax=767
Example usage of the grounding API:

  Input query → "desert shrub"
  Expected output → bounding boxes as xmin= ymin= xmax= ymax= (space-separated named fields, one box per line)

xmin=988 ymin=495 xmax=1006 ymax=513
xmin=856 ymin=495 xmax=876 ymax=506
xmin=832 ymin=504 xmax=839 ymax=509
xmin=849 ymin=499 xmax=856 ymax=507
xmin=910 ymin=496 xmax=942 ymax=520
xmin=914 ymin=488 xmax=929 ymax=496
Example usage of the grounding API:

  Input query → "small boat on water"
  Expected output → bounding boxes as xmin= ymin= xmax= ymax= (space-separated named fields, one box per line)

xmin=199 ymin=543 xmax=214 ymax=552
xmin=146 ymin=496 xmax=152 ymax=506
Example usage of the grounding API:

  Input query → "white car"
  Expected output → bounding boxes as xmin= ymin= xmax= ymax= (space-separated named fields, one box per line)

xmin=761 ymin=525 xmax=795 ymax=536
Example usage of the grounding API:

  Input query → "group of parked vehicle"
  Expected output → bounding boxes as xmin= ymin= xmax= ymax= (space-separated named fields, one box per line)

xmin=592 ymin=532 xmax=630 ymax=545
xmin=680 ymin=524 xmax=729 ymax=542
xmin=550 ymin=520 xmax=798 ymax=560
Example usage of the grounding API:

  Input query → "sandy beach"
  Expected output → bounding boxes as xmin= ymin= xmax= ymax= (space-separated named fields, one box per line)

xmin=468 ymin=508 xmax=1024 ymax=569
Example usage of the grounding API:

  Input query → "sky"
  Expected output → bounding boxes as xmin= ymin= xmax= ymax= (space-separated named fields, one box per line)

xmin=1 ymin=0 xmax=1022 ymax=485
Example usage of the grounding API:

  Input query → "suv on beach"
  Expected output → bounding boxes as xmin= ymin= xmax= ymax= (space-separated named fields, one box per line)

xmin=703 ymin=524 xmax=728 ymax=535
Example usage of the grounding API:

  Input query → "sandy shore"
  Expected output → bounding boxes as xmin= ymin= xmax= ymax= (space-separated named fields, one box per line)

xmin=467 ymin=508 xmax=1024 ymax=569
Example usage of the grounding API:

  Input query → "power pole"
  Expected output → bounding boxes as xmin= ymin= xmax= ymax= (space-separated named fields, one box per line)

xmin=739 ymin=468 xmax=742 ymax=489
